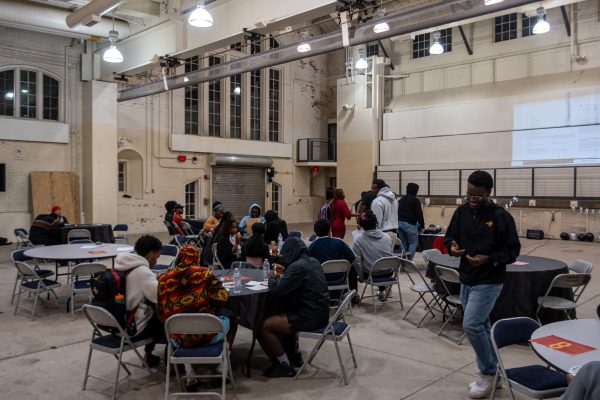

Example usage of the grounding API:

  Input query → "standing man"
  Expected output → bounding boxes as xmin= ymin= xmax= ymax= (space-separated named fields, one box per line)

xmin=370 ymin=179 xmax=399 ymax=250
xmin=444 ymin=170 xmax=520 ymax=399
xmin=397 ymin=183 xmax=425 ymax=260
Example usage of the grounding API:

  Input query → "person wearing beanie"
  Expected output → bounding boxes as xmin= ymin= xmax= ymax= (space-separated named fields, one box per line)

xmin=370 ymin=179 xmax=399 ymax=250
xmin=397 ymin=183 xmax=425 ymax=260
xmin=29 ymin=205 xmax=69 ymax=245
xmin=203 ymin=201 xmax=226 ymax=234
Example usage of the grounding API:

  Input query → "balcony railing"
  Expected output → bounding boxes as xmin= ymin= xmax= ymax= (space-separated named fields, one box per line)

xmin=297 ymin=138 xmax=336 ymax=162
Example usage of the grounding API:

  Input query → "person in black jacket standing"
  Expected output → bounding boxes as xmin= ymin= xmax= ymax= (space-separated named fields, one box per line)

xmin=397 ymin=183 xmax=425 ymax=260
xmin=444 ymin=170 xmax=520 ymax=399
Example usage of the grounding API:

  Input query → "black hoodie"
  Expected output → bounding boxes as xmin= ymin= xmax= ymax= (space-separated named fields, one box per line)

xmin=397 ymin=183 xmax=424 ymax=227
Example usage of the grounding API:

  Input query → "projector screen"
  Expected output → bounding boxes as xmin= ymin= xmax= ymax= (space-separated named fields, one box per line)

xmin=512 ymin=94 xmax=600 ymax=166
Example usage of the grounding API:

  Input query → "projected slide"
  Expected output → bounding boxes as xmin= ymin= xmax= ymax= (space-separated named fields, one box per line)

xmin=512 ymin=94 xmax=600 ymax=166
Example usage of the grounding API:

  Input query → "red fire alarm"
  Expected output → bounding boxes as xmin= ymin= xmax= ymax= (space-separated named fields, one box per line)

xmin=312 ymin=167 xmax=320 ymax=173
xmin=177 ymin=155 xmax=187 ymax=162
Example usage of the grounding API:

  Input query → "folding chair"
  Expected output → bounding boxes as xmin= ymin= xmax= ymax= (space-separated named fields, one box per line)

xmin=174 ymin=234 xmax=188 ymax=248
xmin=14 ymin=228 xmax=32 ymax=249
xmin=82 ymin=305 xmax=159 ymax=400
xmin=68 ymin=228 xmax=92 ymax=243
xmin=295 ymin=290 xmax=358 ymax=385
xmin=69 ymin=263 xmax=107 ymax=317
xmin=151 ymin=244 xmax=179 ymax=275
xmin=163 ymin=220 xmax=177 ymax=238
xmin=536 ymin=273 xmax=591 ymax=322
xmin=359 ymin=256 xmax=403 ymax=314
xmin=164 ymin=313 xmax=234 ymax=400
xmin=421 ymin=248 xmax=442 ymax=266
xmin=231 ymin=261 xmax=259 ymax=269
xmin=491 ymin=317 xmax=568 ymax=400
xmin=400 ymin=259 xmax=444 ymax=328
xmin=435 ymin=265 xmax=465 ymax=344
xmin=10 ymin=248 xmax=54 ymax=305
xmin=13 ymin=261 xmax=61 ymax=320
xmin=212 ymin=243 xmax=223 ymax=270
xmin=113 ymin=224 xmax=129 ymax=244
xmin=322 ymin=260 xmax=352 ymax=307
xmin=181 ymin=222 xmax=200 ymax=246
xmin=568 ymin=259 xmax=593 ymax=274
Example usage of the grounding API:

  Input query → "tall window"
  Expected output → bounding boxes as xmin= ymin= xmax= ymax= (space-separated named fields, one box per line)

xmin=0 ymin=68 xmax=61 ymax=121
xmin=366 ymin=42 xmax=380 ymax=57
xmin=269 ymin=35 xmax=280 ymax=49
xmin=184 ymin=181 xmax=197 ymax=219
xmin=43 ymin=75 xmax=59 ymax=121
xmin=412 ymin=28 xmax=452 ymax=59
xmin=495 ymin=13 xmax=518 ymax=42
xmin=208 ymin=55 xmax=222 ymax=137
xmin=250 ymin=69 xmax=261 ymax=140
xmin=230 ymin=42 xmax=243 ymax=51
xmin=522 ymin=13 xmax=539 ymax=37
xmin=184 ymin=56 xmax=199 ymax=135
xmin=230 ymin=74 xmax=242 ymax=139
xmin=268 ymin=69 xmax=281 ymax=142
xmin=271 ymin=182 xmax=281 ymax=215
xmin=250 ymin=36 xmax=261 ymax=54
xmin=0 ymin=70 xmax=14 ymax=116
xmin=118 ymin=161 xmax=127 ymax=192
xmin=20 ymin=70 xmax=37 ymax=118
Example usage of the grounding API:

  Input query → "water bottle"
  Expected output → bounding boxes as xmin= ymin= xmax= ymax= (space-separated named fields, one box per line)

xmin=277 ymin=233 xmax=284 ymax=249
xmin=233 ymin=268 xmax=242 ymax=293
xmin=262 ymin=259 xmax=270 ymax=282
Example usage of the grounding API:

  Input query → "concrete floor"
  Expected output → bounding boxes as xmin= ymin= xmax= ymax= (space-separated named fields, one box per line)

xmin=1 ymin=226 xmax=599 ymax=400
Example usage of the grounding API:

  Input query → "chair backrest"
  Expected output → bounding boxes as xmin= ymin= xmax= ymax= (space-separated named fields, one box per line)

xmin=569 ymin=259 xmax=593 ymax=274
xmin=370 ymin=256 xmax=400 ymax=275
xmin=212 ymin=243 xmax=222 ymax=268
xmin=435 ymin=265 xmax=460 ymax=284
xmin=174 ymin=235 xmax=187 ymax=248
xmin=165 ymin=313 xmax=225 ymax=337
xmin=14 ymin=228 xmax=29 ymax=239
xmin=289 ymin=231 xmax=303 ymax=239
xmin=543 ymin=273 xmax=591 ymax=302
xmin=70 ymin=239 xmax=94 ymax=244
xmin=71 ymin=262 xmax=107 ymax=278
xmin=14 ymin=261 xmax=41 ymax=279
xmin=11 ymin=249 xmax=32 ymax=263
xmin=162 ymin=244 xmax=179 ymax=258
xmin=181 ymin=221 xmax=195 ymax=235
xmin=322 ymin=259 xmax=352 ymax=274
xmin=231 ymin=261 xmax=259 ymax=269
xmin=113 ymin=224 xmax=128 ymax=232
xmin=67 ymin=229 xmax=91 ymax=242
xmin=491 ymin=317 xmax=540 ymax=350
xmin=421 ymin=248 xmax=442 ymax=265
xmin=399 ymin=258 xmax=428 ymax=285
xmin=163 ymin=220 xmax=176 ymax=235
xmin=83 ymin=304 xmax=127 ymax=335
xmin=326 ymin=290 xmax=356 ymax=329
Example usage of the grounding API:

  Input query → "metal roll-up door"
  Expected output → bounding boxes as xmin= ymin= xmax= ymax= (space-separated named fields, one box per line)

xmin=212 ymin=166 xmax=266 ymax=221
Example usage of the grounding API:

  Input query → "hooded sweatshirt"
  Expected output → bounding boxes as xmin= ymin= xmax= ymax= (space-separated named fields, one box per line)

xmin=371 ymin=187 xmax=399 ymax=232
xmin=114 ymin=252 xmax=159 ymax=334
xmin=239 ymin=203 xmax=266 ymax=233
xmin=352 ymin=228 xmax=393 ymax=276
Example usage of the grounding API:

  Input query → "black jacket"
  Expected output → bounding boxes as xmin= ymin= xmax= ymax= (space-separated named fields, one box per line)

xmin=444 ymin=202 xmax=520 ymax=285
xmin=397 ymin=194 xmax=425 ymax=227
xmin=216 ymin=234 xmax=239 ymax=269
xmin=264 ymin=219 xmax=288 ymax=244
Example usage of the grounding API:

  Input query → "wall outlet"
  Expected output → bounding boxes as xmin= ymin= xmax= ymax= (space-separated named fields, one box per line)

xmin=425 ymin=198 xmax=430 ymax=206
xmin=529 ymin=199 xmax=536 ymax=207
xmin=456 ymin=198 xmax=462 ymax=205
xmin=570 ymin=200 xmax=578 ymax=208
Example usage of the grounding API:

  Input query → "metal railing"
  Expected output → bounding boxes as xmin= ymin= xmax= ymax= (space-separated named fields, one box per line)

xmin=297 ymin=138 xmax=336 ymax=162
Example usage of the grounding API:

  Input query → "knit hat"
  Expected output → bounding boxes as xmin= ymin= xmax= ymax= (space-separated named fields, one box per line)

xmin=51 ymin=205 xmax=61 ymax=213
xmin=176 ymin=245 xmax=200 ymax=269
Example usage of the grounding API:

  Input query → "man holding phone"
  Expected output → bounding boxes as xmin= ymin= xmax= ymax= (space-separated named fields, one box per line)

xmin=444 ymin=170 xmax=520 ymax=399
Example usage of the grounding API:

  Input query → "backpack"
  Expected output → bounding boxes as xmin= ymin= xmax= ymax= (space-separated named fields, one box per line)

xmin=90 ymin=269 xmax=138 ymax=336
xmin=318 ymin=201 xmax=332 ymax=221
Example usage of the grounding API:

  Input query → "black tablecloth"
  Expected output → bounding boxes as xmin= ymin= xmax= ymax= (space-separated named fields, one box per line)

xmin=428 ymin=254 xmax=573 ymax=324
xmin=51 ymin=224 xmax=115 ymax=244
xmin=418 ymin=234 xmax=444 ymax=252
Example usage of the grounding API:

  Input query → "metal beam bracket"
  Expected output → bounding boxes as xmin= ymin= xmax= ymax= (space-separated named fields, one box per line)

xmin=458 ymin=25 xmax=473 ymax=55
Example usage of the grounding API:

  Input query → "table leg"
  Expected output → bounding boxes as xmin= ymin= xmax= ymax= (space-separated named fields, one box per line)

xmin=244 ymin=332 xmax=258 ymax=378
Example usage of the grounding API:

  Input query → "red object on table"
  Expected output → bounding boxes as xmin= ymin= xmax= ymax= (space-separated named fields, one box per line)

xmin=88 ymin=250 xmax=108 ymax=254
xmin=531 ymin=335 xmax=596 ymax=355
xmin=433 ymin=236 xmax=448 ymax=254
xmin=220 ymin=275 xmax=253 ymax=281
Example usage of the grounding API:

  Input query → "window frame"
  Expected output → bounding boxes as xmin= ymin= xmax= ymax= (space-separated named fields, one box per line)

xmin=118 ymin=161 xmax=127 ymax=193
xmin=268 ymin=68 xmax=282 ymax=142
xmin=271 ymin=181 xmax=281 ymax=216
xmin=412 ymin=28 xmax=452 ymax=59
xmin=184 ymin=180 xmax=199 ymax=219
xmin=494 ymin=13 xmax=518 ymax=43
xmin=184 ymin=56 xmax=200 ymax=135
xmin=207 ymin=55 xmax=223 ymax=137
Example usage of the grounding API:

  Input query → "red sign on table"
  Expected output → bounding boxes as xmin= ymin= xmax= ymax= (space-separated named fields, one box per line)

xmin=531 ymin=335 xmax=596 ymax=355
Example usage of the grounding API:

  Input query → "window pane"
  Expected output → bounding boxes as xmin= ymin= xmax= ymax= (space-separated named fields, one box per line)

xmin=366 ymin=43 xmax=380 ymax=57
xmin=0 ymin=70 xmax=14 ymax=116
xmin=250 ymin=37 xmax=261 ymax=54
xmin=250 ymin=69 xmax=261 ymax=140
xmin=230 ymin=74 xmax=242 ymax=139
xmin=118 ymin=162 xmax=126 ymax=192
xmin=440 ymin=28 xmax=452 ymax=53
xmin=208 ymin=55 xmax=222 ymax=137
xmin=43 ymin=75 xmax=59 ymax=121
xmin=20 ymin=70 xmax=37 ymax=118
xmin=495 ymin=13 xmax=518 ymax=42
xmin=271 ymin=183 xmax=280 ymax=214
xmin=185 ymin=181 xmax=197 ymax=219
xmin=268 ymin=69 xmax=280 ymax=142
xmin=185 ymin=56 xmax=199 ymax=135
xmin=412 ymin=33 xmax=430 ymax=59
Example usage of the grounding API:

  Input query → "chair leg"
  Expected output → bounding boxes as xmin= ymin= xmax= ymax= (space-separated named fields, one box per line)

xmin=31 ymin=288 xmax=40 ymax=321
xmin=371 ymin=285 xmax=376 ymax=314
xmin=333 ymin=338 xmax=348 ymax=385
xmin=346 ymin=333 xmax=358 ymax=368
xmin=10 ymin=273 xmax=20 ymax=305
xmin=164 ymin=345 xmax=172 ymax=400
xmin=82 ymin=347 xmax=93 ymax=390
xmin=490 ymin=370 xmax=499 ymax=400
xmin=14 ymin=280 xmax=23 ymax=316
xmin=227 ymin=346 xmax=235 ymax=388
xmin=112 ymin=346 xmax=124 ymax=400
xmin=222 ymin=354 xmax=227 ymax=400
xmin=396 ymin=282 xmax=403 ymax=310
xmin=70 ymin=291 xmax=75 ymax=318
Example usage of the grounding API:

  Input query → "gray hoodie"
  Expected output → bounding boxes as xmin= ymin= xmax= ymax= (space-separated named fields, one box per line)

xmin=352 ymin=229 xmax=393 ymax=276
xmin=371 ymin=187 xmax=399 ymax=232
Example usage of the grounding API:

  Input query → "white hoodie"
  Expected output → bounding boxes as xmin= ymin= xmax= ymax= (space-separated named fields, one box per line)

xmin=114 ymin=252 xmax=158 ymax=334
xmin=371 ymin=187 xmax=399 ymax=232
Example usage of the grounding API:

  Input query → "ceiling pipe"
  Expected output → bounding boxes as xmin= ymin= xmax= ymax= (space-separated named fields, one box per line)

xmin=65 ymin=0 xmax=125 ymax=28
xmin=119 ymin=0 xmax=539 ymax=102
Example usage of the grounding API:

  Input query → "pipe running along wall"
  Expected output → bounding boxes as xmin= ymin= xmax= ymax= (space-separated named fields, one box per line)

xmin=118 ymin=0 xmax=539 ymax=102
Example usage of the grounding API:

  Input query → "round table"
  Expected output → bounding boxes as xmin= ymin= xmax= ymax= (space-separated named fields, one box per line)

xmin=24 ymin=243 xmax=134 ymax=261
xmin=531 ymin=319 xmax=600 ymax=373
xmin=214 ymin=268 xmax=269 ymax=296
xmin=51 ymin=224 xmax=115 ymax=244
xmin=428 ymin=253 xmax=571 ymax=323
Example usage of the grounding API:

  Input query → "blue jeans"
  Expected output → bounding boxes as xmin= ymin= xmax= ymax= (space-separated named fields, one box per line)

xmin=460 ymin=283 xmax=503 ymax=376
xmin=398 ymin=221 xmax=418 ymax=260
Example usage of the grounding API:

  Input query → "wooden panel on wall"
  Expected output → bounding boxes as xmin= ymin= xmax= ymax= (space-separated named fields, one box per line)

xmin=31 ymin=171 xmax=80 ymax=223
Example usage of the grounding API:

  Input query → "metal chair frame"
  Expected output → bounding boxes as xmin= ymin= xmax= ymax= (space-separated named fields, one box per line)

xmin=568 ymin=259 xmax=593 ymax=274
xmin=359 ymin=256 xmax=403 ymax=314
xmin=69 ymin=263 xmax=107 ymax=317
xmin=536 ymin=273 xmax=591 ymax=322
xmin=434 ymin=265 xmax=465 ymax=344
xmin=231 ymin=261 xmax=260 ymax=269
xmin=151 ymin=244 xmax=179 ymax=275
xmin=322 ymin=260 xmax=352 ymax=308
xmin=400 ymin=259 xmax=445 ymax=328
xmin=14 ymin=228 xmax=32 ymax=249
xmin=13 ymin=261 xmax=61 ymax=320
xmin=67 ymin=228 xmax=92 ymax=243
xmin=113 ymin=224 xmax=129 ymax=244
xmin=212 ymin=243 xmax=223 ymax=270
xmin=10 ymin=248 xmax=53 ymax=305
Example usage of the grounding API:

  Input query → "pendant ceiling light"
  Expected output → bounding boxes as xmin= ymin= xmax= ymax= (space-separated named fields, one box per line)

xmin=429 ymin=31 xmax=444 ymax=55
xmin=355 ymin=48 xmax=368 ymax=69
xmin=373 ymin=8 xmax=390 ymax=34
xmin=103 ymin=29 xmax=123 ymax=63
xmin=188 ymin=2 xmax=213 ymax=28
xmin=297 ymin=31 xmax=311 ymax=53
xmin=532 ymin=7 xmax=550 ymax=34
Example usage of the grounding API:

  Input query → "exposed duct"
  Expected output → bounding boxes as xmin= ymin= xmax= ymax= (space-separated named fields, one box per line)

xmin=119 ymin=0 xmax=539 ymax=102
xmin=65 ymin=0 xmax=125 ymax=28
xmin=209 ymin=155 xmax=273 ymax=167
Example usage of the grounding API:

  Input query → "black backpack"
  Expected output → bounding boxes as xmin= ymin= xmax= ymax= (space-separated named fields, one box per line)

xmin=91 ymin=269 xmax=138 ymax=336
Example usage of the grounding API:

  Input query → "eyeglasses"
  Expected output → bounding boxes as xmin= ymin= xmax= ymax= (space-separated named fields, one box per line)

xmin=465 ymin=193 xmax=485 ymax=201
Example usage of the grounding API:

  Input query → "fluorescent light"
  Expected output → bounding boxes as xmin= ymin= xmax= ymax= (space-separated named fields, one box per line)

xmin=188 ymin=4 xmax=213 ymax=28
xmin=103 ymin=30 xmax=123 ymax=63
xmin=484 ymin=0 xmax=503 ymax=5
xmin=355 ymin=48 xmax=368 ymax=69
xmin=233 ymin=86 xmax=241 ymax=95
xmin=429 ymin=31 xmax=444 ymax=55
xmin=533 ymin=7 xmax=550 ymax=34
xmin=374 ymin=22 xmax=390 ymax=34
xmin=4 ymin=92 xmax=13 ymax=100
xmin=297 ymin=42 xmax=311 ymax=53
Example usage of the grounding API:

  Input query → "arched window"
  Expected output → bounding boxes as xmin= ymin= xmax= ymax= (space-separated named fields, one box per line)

xmin=117 ymin=149 xmax=143 ymax=199
xmin=0 ymin=67 xmax=61 ymax=121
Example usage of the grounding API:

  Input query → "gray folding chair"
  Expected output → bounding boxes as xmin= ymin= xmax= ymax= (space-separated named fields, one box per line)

xmin=421 ymin=248 xmax=441 ymax=266
xmin=359 ymin=256 xmax=403 ymax=313
xmin=231 ymin=261 xmax=259 ymax=269
xmin=536 ymin=273 xmax=591 ymax=322
xmin=82 ymin=305 xmax=159 ymax=400
xmin=10 ymin=248 xmax=53 ymax=305
xmin=400 ymin=259 xmax=444 ymax=327
xmin=568 ymin=259 xmax=593 ymax=274
xmin=68 ymin=228 xmax=92 ymax=243
xmin=69 ymin=263 xmax=107 ymax=317
xmin=164 ymin=313 xmax=234 ymax=400
xmin=151 ymin=244 xmax=179 ymax=275
xmin=14 ymin=228 xmax=32 ymax=249
xmin=13 ymin=261 xmax=61 ymax=320
xmin=212 ymin=243 xmax=223 ymax=270
xmin=322 ymin=260 xmax=352 ymax=307
xmin=295 ymin=290 xmax=358 ymax=385
xmin=113 ymin=224 xmax=129 ymax=244
xmin=181 ymin=221 xmax=200 ymax=245
xmin=435 ymin=265 xmax=465 ymax=344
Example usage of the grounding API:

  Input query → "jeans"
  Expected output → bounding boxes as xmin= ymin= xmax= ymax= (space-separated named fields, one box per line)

xmin=397 ymin=221 xmax=418 ymax=260
xmin=460 ymin=283 xmax=503 ymax=376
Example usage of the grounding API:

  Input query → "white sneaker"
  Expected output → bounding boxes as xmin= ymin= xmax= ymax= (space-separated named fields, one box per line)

xmin=468 ymin=374 xmax=497 ymax=399
xmin=469 ymin=376 xmax=502 ymax=389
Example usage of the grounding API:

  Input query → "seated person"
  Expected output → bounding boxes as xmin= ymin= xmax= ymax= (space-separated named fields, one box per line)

xmin=264 ymin=210 xmax=289 ymax=245
xmin=114 ymin=234 xmax=164 ymax=367
xmin=241 ymin=222 xmax=270 ymax=268
xmin=29 ymin=205 xmax=68 ymax=245
xmin=561 ymin=361 xmax=600 ymax=400
xmin=157 ymin=245 xmax=231 ymax=390
xmin=260 ymin=237 xmax=330 ymax=378
xmin=164 ymin=200 xmax=177 ymax=224
xmin=308 ymin=219 xmax=357 ymax=302
xmin=239 ymin=203 xmax=265 ymax=235
xmin=352 ymin=210 xmax=393 ymax=301
xmin=203 ymin=201 xmax=225 ymax=234
xmin=215 ymin=217 xmax=241 ymax=269
xmin=171 ymin=204 xmax=186 ymax=234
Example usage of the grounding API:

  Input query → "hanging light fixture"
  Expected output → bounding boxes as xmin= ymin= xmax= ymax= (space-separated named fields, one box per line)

xmin=103 ymin=29 xmax=123 ymax=63
xmin=484 ymin=0 xmax=504 ymax=5
xmin=532 ymin=7 xmax=550 ymax=34
xmin=297 ymin=31 xmax=311 ymax=53
xmin=373 ymin=7 xmax=390 ymax=34
xmin=188 ymin=1 xmax=213 ymax=27
xmin=429 ymin=31 xmax=444 ymax=55
xmin=355 ymin=48 xmax=368 ymax=69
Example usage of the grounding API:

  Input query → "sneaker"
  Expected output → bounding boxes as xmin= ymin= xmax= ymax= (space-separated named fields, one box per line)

xmin=469 ymin=377 xmax=502 ymax=390
xmin=378 ymin=291 xmax=387 ymax=302
xmin=289 ymin=352 xmax=304 ymax=368
xmin=468 ymin=374 xmax=496 ymax=399
xmin=262 ymin=362 xmax=296 ymax=378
